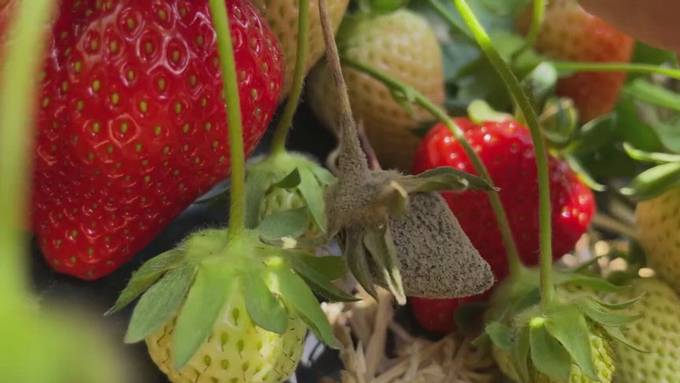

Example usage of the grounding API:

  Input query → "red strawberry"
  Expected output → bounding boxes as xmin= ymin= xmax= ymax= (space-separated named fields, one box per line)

xmin=410 ymin=119 xmax=595 ymax=332
xmin=520 ymin=0 xmax=634 ymax=121
xmin=409 ymin=296 xmax=475 ymax=333
xmin=31 ymin=0 xmax=283 ymax=280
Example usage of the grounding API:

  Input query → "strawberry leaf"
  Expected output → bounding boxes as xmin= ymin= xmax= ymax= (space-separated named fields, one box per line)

xmin=529 ymin=319 xmax=571 ymax=383
xmin=257 ymin=207 xmax=309 ymax=240
xmin=273 ymin=168 xmax=301 ymax=189
xmin=398 ymin=167 xmax=494 ymax=193
xmin=485 ymin=321 xmax=513 ymax=350
xmin=544 ymin=305 xmax=598 ymax=380
xmin=363 ymin=225 xmax=406 ymax=305
xmin=289 ymin=253 xmax=347 ymax=281
xmin=274 ymin=267 xmax=339 ymax=348
xmin=297 ymin=166 xmax=327 ymax=233
xmin=623 ymin=143 xmax=680 ymax=164
xmin=345 ymin=229 xmax=378 ymax=300
xmin=124 ymin=266 xmax=195 ymax=343
xmin=173 ymin=264 xmax=234 ymax=369
xmin=107 ymin=249 xmax=183 ymax=315
xmin=289 ymin=254 xmax=357 ymax=302
xmin=621 ymin=162 xmax=680 ymax=200
xmin=512 ymin=326 xmax=531 ymax=383
xmin=244 ymin=272 xmax=288 ymax=334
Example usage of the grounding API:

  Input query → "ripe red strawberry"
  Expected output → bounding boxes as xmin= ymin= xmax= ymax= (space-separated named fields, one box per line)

xmin=520 ymin=0 xmax=634 ymax=121
xmin=31 ymin=0 xmax=283 ymax=280
xmin=410 ymin=119 xmax=595 ymax=332
xmin=409 ymin=296 xmax=476 ymax=333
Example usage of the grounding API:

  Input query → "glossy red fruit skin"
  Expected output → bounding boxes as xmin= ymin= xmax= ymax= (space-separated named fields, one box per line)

xmin=410 ymin=119 xmax=595 ymax=332
xmin=528 ymin=0 xmax=634 ymax=121
xmin=32 ymin=0 xmax=283 ymax=280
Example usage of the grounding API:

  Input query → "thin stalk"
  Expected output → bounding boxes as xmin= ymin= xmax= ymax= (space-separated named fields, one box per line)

xmin=0 ymin=0 xmax=55 ymax=300
xmin=208 ymin=0 xmax=246 ymax=239
xmin=553 ymin=61 xmax=680 ymax=80
xmin=452 ymin=0 xmax=554 ymax=307
xmin=343 ymin=58 xmax=524 ymax=276
xmin=525 ymin=0 xmax=545 ymax=48
xmin=270 ymin=0 xmax=311 ymax=155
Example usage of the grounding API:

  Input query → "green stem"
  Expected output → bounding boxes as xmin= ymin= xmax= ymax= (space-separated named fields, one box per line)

xmin=452 ymin=0 xmax=554 ymax=308
xmin=209 ymin=0 xmax=246 ymax=239
xmin=0 ymin=0 xmax=55 ymax=301
xmin=424 ymin=0 xmax=473 ymax=42
xmin=525 ymin=0 xmax=545 ymax=48
xmin=270 ymin=0 xmax=311 ymax=155
xmin=553 ymin=61 xmax=680 ymax=80
xmin=343 ymin=58 xmax=524 ymax=276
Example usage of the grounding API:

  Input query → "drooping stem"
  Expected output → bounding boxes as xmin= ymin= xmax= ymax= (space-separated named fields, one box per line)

xmin=270 ymin=0 xmax=311 ymax=155
xmin=525 ymin=0 xmax=545 ymax=48
xmin=553 ymin=61 xmax=680 ymax=80
xmin=452 ymin=0 xmax=554 ymax=307
xmin=209 ymin=0 xmax=246 ymax=239
xmin=343 ymin=58 xmax=524 ymax=276
xmin=0 ymin=0 xmax=55 ymax=301
xmin=318 ymin=0 xmax=369 ymax=176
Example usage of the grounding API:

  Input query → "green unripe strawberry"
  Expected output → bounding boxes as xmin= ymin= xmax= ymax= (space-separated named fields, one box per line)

xmin=308 ymin=9 xmax=445 ymax=171
xmin=606 ymin=278 xmax=680 ymax=383
xmin=636 ymin=188 xmax=680 ymax=293
xmin=146 ymin=287 xmax=306 ymax=383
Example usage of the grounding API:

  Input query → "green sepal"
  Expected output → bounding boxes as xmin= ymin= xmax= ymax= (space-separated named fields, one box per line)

xmin=544 ymin=305 xmax=598 ymax=380
xmin=623 ymin=143 xmax=680 ymax=164
xmin=566 ymin=115 xmax=617 ymax=156
xmin=288 ymin=252 xmax=357 ymax=302
xmin=297 ymin=165 xmax=328 ymax=233
xmin=173 ymin=263 xmax=234 ymax=369
xmin=273 ymin=267 xmax=339 ymax=348
xmin=621 ymin=161 xmax=680 ymax=200
xmin=106 ymin=249 xmax=183 ymax=315
xmin=555 ymin=273 xmax=626 ymax=293
xmin=529 ymin=318 xmax=572 ymax=383
xmin=468 ymin=99 xmax=513 ymax=124
xmin=245 ymin=166 xmax=277 ymax=228
xmin=624 ymin=78 xmax=680 ymax=113
xmin=565 ymin=155 xmax=606 ymax=192
xmin=601 ymin=324 xmax=648 ymax=353
xmin=244 ymin=272 xmax=288 ymax=334
xmin=257 ymin=207 xmax=309 ymax=240
xmin=590 ymin=294 xmax=644 ymax=311
xmin=485 ymin=321 xmax=513 ymax=350
xmin=512 ymin=326 xmax=531 ymax=383
xmin=541 ymin=97 xmax=578 ymax=148
xmin=308 ymin=164 xmax=335 ymax=186
xmin=521 ymin=62 xmax=558 ymax=110
xmin=397 ymin=166 xmax=495 ymax=194
xmin=124 ymin=266 xmax=196 ymax=343
xmin=375 ymin=181 xmax=408 ymax=217
xmin=273 ymin=168 xmax=301 ymax=189
xmin=576 ymin=297 xmax=641 ymax=328
xmin=345 ymin=229 xmax=378 ymax=300
xmin=363 ymin=224 xmax=406 ymax=305
xmin=289 ymin=253 xmax=347 ymax=281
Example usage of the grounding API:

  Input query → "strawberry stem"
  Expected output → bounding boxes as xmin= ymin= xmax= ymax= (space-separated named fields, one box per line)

xmin=208 ymin=0 xmax=246 ymax=239
xmin=452 ymin=0 xmax=555 ymax=308
xmin=525 ymin=0 xmax=546 ymax=48
xmin=0 ymin=0 xmax=55 ymax=302
xmin=270 ymin=0 xmax=311 ymax=156
xmin=342 ymin=57 xmax=525 ymax=276
xmin=553 ymin=61 xmax=680 ymax=79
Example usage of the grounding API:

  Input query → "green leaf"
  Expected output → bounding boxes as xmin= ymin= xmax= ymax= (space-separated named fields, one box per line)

xmin=468 ymin=99 xmax=513 ymax=124
xmin=244 ymin=272 xmax=288 ymax=334
xmin=601 ymin=325 xmax=648 ymax=353
xmin=624 ymin=79 xmax=680 ymax=113
xmin=344 ymin=230 xmax=378 ymax=299
xmin=512 ymin=326 xmax=531 ymax=383
xmin=529 ymin=319 xmax=572 ymax=383
xmin=576 ymin=298 xmax=640 ymax=327
xmin=555 ymin=273 xmax=626 ymax=293
xmin=245 ymin=168 xmax=276 ymax=228
xmin=289 ymin=253 xmax=357 ymax=302
xmin=616 ymin=95 xmax=664 ymax=152
xmin=485 ymin=321 xmax=513 ymax=350
xmin=621 ymin=162 xmax=680 ymax=200
xmin=623 ymin=143 xmax=680 ymax=164
xmin=124 ymin=266 xmax=195 ymax=343
xmin=398 ymin=167 xmax=494 ymax=193
xmin=107 ymin=249 xmax=183 ymax=315
xmin=297 ymin=166 xmax=327 ymax=233
xmin=290 ymin=254 xmax=347 ymax=281
xmin=257 ymin=207 xmax=309 ymax=240
xmin=173 ymin=264 xmax=233 ymax=369
xmin=273 ymin=168 xmax=301 ymax=189
xmin=544 ymin=305 xmax=598 ymax=380
xmin=363 ymin=225 xmax=406 ymax=305
xmin=274 ymin=267 xmax=338 ymax=348
xmin=631 ymin=41 xmax=679 ymax=68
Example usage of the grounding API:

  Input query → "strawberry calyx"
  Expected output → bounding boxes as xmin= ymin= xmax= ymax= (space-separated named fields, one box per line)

xmin=620 ymin=143 xmax=680 ymax=200
xmin=109 ymin=225 xmax=351 ymax=369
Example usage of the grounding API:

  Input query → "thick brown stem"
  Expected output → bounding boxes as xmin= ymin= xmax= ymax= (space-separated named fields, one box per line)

xmin=318 ymin=0 xmax=369 ymax=176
